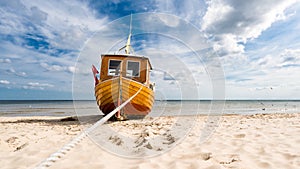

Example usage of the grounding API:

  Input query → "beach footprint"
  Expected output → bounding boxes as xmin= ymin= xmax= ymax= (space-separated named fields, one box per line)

xmin=234 ymin=133 xmax=246 ymax=138
xmin=215 ymin=153 xmax=240 ymax=165
xmin=108 ymin=135 xmax=123 ymax=146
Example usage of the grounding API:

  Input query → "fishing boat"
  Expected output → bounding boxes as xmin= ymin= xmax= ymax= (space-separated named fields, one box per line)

xmin=92 ymin=20 xmax=155 ymax=120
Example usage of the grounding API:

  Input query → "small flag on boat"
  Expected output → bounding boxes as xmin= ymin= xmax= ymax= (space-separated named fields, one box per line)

xmin=92 ymin=65 xmax=99 ymax=85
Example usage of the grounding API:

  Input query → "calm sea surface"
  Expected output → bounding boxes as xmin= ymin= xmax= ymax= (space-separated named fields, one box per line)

xmin=0 ymin=100 xmax=299 ymax=117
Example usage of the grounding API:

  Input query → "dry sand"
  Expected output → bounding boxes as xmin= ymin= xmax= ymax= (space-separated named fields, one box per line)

xmin=0 ymin=113 xmax=300 ymax=169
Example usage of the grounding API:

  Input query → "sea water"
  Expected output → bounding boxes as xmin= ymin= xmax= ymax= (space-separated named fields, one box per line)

xmin=0 ymin=100 xmax=299 ymax=117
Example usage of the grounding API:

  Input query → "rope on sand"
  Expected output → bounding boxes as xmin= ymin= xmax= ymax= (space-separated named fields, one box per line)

xmin=34 ymin=87 xmax=143 ymax=169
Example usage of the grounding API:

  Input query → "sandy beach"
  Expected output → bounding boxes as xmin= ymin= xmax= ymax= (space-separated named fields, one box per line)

xmin=1 ymin=113 xmax=300 ymax=169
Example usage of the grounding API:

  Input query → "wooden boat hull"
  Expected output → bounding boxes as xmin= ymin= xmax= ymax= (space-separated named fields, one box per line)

xmin=95 ymin=77 xmax=154 ymax=116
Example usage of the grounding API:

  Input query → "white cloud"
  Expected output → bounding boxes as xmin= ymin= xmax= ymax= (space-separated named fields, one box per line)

xmin=155 ymin=0 xmax=206 ymax=24
xmin=23 ymin=82 xmax=54 ymax=90
xmin=67 ymin=66 xmax=76 ymax=73
xmin=40 ymin=62 xmax=75 ymax=73
xmin=279 ymin=49 xmax=300 ymax=67
xmin=0 ymin=80 xmax=10 ymax=85
xmin=224 ymin=47 xmax=300 ymax=99
xmin=213 ymin=34 xmax=245 ymax=55
xmin=201 ymin=0 xmax=298 ymax=56
xmin=254 ymin=49 xmax=300 ymax=70
xmin=17 ymin=71 xmax=27 ymax=77
xmin=0 ymin=0 xmax=108 ymax=96
xmin=40 ymin=62 xmax=64 ymax=71
xmin=0 ymin=0 xmax=107 ymax=51
xmin=5 ymin=68 xmax=27 ymax=77
xmin=0 ymin=40 xmax=76 ymax=92
xmin=28 ymin=6 xmax=48 ymax=24
xmin=0 ymin=58 xmax=11 ymax=63
xmin=20 ymin=0 xmax=107 ymax=50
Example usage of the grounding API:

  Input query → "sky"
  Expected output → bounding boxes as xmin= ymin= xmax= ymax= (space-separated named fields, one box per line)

xmin=0 ymin=0 xmax=300 ymax=100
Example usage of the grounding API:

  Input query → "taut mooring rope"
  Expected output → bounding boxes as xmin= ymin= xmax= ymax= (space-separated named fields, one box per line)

xmin=35 ymin=86 xmax=143 ymax=169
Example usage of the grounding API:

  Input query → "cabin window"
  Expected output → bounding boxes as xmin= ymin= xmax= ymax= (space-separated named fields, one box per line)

xmin=126 ymin=61 xmax=140 ymax=77
xmin=108 ymin=60 xmax=121 ymax=76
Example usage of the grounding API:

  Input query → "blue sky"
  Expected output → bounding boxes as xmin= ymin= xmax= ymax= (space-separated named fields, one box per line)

xmin=0 ymin=0 xmax=300 ymax=100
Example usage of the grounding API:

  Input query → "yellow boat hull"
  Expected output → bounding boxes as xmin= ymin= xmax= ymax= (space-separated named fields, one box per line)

xmin=95 ymin=77 xmax=154 ymax=116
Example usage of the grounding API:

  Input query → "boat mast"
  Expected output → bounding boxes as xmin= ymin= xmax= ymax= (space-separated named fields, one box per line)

xmin=125 ymin=14 xmax=133 ymax=54
xmin=117 ymin=14 xmax=134 ymax=54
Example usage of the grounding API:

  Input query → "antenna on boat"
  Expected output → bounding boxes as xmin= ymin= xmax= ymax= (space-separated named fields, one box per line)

xmin=118 ymin=14 xmax=134 ymax=54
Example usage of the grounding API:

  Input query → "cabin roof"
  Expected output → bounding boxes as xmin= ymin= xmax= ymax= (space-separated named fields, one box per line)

xmin=101 ymin=54 xmax=153 ymax=69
